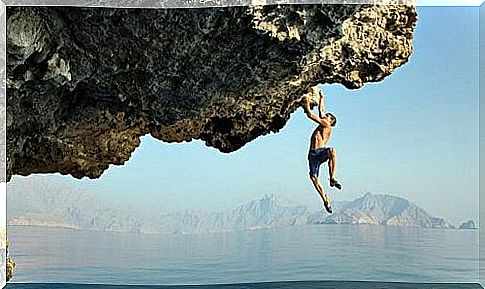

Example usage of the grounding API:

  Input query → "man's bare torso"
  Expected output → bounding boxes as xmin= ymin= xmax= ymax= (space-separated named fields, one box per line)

xmin=309 ymin=125 xmax=332 ymax=151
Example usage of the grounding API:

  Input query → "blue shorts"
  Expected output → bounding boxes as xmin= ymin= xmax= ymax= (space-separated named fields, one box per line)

xmin=308 ymin=147 xmax=330 ymax=177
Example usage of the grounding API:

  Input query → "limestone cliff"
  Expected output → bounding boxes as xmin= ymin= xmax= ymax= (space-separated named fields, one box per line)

xmin=6 ymin=4 xmax=416 ymax=180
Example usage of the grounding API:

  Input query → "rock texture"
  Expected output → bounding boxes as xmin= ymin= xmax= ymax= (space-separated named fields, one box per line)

xmin=6 ymin=4 xmax=416 ymax=180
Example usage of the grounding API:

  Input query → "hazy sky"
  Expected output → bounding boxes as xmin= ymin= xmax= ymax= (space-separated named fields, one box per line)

xmin=13 ymin=6 xmax=480 ymax=225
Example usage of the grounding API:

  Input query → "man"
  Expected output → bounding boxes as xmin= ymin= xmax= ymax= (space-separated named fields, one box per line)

xmin=302 ymin=87 xmax=342 ymax=214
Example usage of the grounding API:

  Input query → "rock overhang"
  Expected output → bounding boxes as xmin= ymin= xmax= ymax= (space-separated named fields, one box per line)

xmin=5 ymin=3 xmax=417 ymax=181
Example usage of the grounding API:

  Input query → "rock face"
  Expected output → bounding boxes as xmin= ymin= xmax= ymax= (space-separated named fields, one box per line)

xmin=6 ymin=4 xmax=417 ymax=180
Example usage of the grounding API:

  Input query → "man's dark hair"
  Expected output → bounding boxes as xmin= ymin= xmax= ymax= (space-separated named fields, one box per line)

xmin=326 ymin=112 xmax=337 ymax=127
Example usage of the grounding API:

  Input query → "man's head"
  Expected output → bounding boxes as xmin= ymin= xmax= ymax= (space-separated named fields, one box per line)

xmin=325 ymin=112 xmax=337 ymax=127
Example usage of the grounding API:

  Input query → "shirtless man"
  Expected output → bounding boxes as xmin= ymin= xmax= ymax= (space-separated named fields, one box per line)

xmin=302 ymin=88 xmax=342 ymax=213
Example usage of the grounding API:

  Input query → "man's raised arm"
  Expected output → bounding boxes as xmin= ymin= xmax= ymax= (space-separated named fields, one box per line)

xmin=318 ymin=89 xmax=326 ymax=119
xmin=302 ymin=94 xmax=331 ymax=128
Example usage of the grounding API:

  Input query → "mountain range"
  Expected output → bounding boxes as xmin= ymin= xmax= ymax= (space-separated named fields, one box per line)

xmin=7 ymin=177 xmax=464 ymax=234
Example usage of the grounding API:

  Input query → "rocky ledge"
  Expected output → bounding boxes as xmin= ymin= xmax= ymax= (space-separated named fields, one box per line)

xmin=6 ymin=4 xmax=416 ymax=180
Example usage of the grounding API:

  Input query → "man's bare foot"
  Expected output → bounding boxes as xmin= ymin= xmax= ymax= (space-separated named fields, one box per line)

xmin=324 ymin=201 xmax=333 ymax=214
xmin=330 ymin=179 xmax=342 ymax=190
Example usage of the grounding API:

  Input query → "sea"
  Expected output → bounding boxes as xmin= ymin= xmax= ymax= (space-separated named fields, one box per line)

xmin=6 ymin=225 xmax=481 ymax=289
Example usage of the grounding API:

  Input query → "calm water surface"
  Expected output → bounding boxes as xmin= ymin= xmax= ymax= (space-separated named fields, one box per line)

xmin=7 ymin=225 xmax=479 ymax=285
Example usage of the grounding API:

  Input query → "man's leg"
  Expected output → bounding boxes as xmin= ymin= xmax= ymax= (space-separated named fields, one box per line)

xmin=328 ymin=147 xmax=342 ymax=190
xmin=328 ymin=147 xmax=337 ymax=181
xmin=310 ymin=174 xmax=332 ymax=213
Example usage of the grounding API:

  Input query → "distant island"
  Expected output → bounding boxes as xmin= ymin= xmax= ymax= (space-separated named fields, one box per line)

xmin=7 ymin=178 xmax=473 ymax=234
xmin=458 ymin=220 xmax=478 ymax=230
